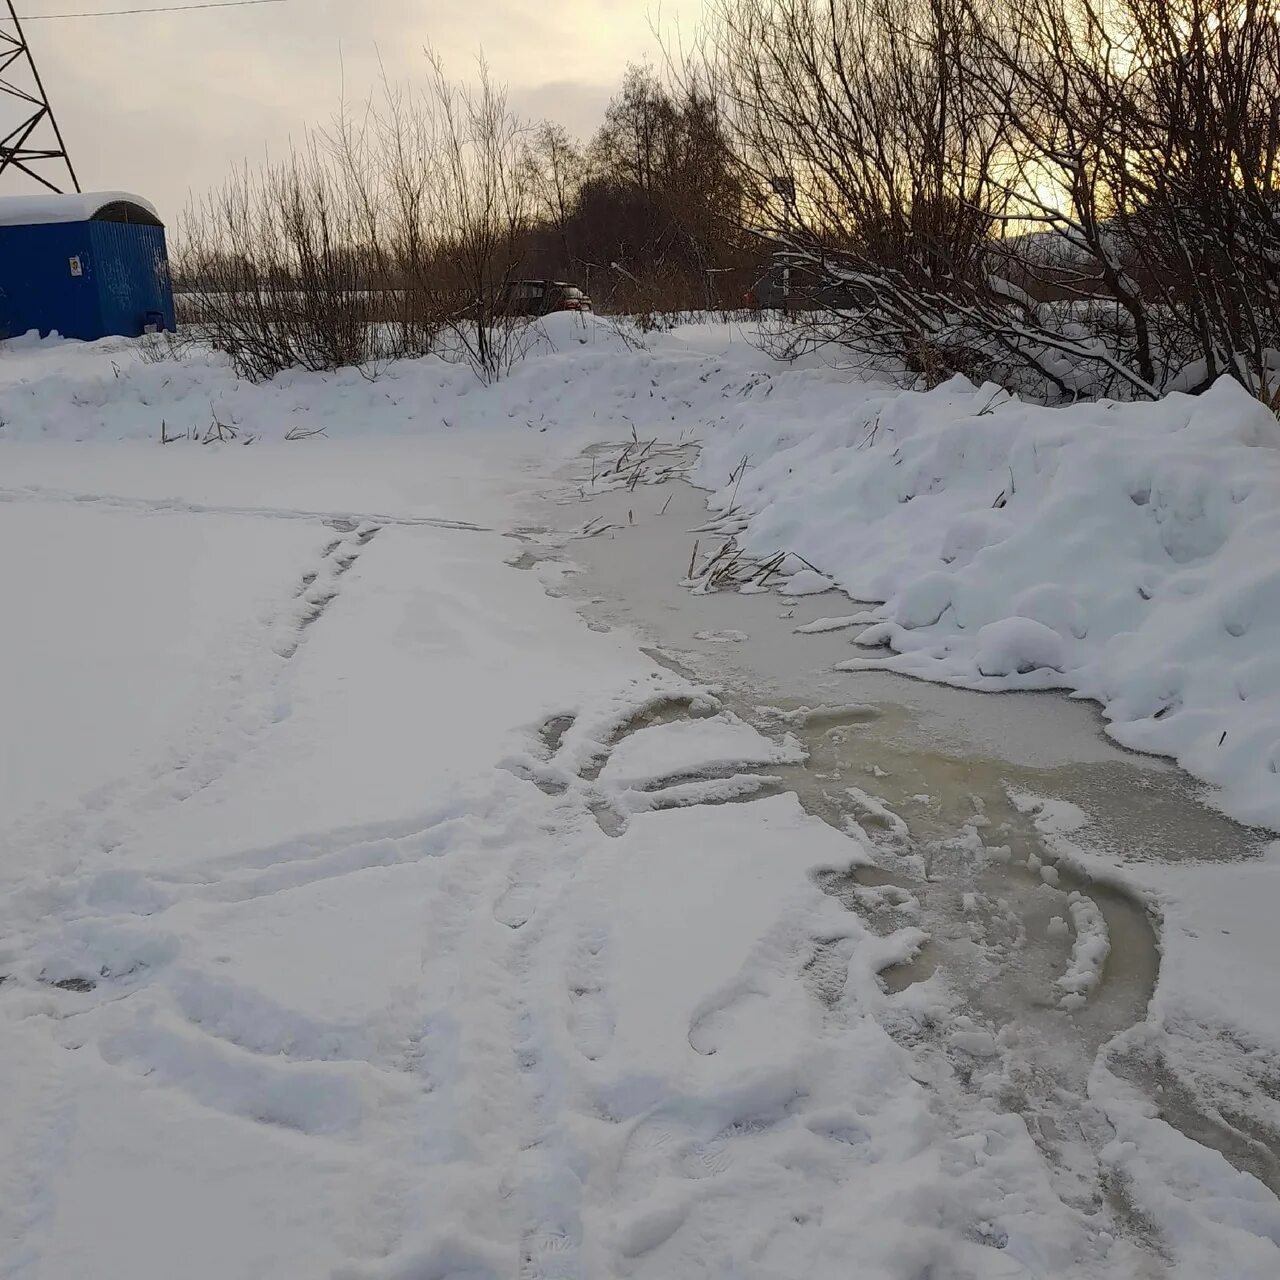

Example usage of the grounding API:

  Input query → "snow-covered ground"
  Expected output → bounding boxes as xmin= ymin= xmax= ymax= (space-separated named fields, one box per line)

xmin=1 ymin=320 xmax=1278 ymax=1278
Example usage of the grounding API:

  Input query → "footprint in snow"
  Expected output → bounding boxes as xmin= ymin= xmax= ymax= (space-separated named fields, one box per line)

xmin=565 ymin=923 xmax=615 ymax=1061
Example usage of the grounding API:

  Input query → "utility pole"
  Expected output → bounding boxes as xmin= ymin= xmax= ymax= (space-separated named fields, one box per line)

xmin=0 ymin=1 xmax=80 ymax=193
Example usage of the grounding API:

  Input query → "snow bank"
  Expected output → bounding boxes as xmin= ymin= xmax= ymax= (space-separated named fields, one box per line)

xmin=695 ymin=373 xmax=1280 ymax=829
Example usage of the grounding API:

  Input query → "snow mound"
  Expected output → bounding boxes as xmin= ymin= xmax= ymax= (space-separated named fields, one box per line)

xmin=779 ymin=568 xmax=834 ymax=596
xmin=975 ymin=617 xmax=1067 ymax=677
xmin=892 ymin=572 xmax=953 ymax=628
xmin=598 ymin=713 xmax=803 ymax=789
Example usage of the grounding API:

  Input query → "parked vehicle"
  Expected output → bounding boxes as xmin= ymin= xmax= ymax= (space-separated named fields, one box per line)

xmin=498 ymin=280 xmax=593 ymax=318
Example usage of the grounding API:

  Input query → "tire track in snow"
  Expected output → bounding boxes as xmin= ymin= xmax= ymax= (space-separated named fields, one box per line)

xmin=0 ymin=521 xmax=383 ymax=905
xmin=0 ymin=485 xmax=488 ymax=532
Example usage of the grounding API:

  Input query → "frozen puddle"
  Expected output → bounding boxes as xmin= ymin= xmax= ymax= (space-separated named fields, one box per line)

xmin=515 ymin=453 xmax=1278 ymax=1215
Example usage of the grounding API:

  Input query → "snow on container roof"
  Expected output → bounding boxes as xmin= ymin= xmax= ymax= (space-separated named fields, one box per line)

xmin=0 ymin=191 xmax=162 ymax=228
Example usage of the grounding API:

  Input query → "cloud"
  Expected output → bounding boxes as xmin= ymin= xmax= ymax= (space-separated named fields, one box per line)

xmin=509 ymin=79 xmax=616 ymax=135
xmin=5 ymin=0 xmax=702 ymax=216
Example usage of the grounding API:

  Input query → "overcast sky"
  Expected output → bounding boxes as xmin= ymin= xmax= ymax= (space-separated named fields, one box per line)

xmin=7 ymin=0 xmax=700 ymax=218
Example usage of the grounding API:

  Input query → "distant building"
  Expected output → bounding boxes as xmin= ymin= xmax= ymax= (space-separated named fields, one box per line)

xmin=0 ymin=191 xmax=176 ymax=342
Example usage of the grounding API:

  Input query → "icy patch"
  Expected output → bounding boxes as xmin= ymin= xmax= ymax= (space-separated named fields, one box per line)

xmin=693 ymin=629 xmax=748 ymax=643
xmin=794 ymin=612 xmax=876 ymax=634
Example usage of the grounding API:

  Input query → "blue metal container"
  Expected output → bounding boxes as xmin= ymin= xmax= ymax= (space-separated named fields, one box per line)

xmin=0 ymin=192 xmax=176 ymax=341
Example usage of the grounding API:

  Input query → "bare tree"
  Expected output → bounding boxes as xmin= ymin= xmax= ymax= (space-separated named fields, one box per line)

xmin=176 ymin=0 xmax=1280 ymax=399
xmin=691 ymin=0 xmax=1280 ymax=398
xmin=527 ymin=120 xmax=584 ymax=269
xmin=574 ymin=64 xmax=751 ymax=313
xmin=966 ymin=0 xmax=1280 ymax=396
xmin=878 ymin=0 xmax=1280 ymax=398
xmin=176 ymin=52 xmax=538 ymax=383
xmin=695 ymin=0 xmax=1091 ymax=393
xmin=412 ymin=53 xmax=537 ymax=381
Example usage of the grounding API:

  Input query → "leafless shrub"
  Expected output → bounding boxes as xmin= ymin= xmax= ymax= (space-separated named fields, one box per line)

xmin=138 ymin=329 xmax=199 ymax=364
xmin=174 ymin=53 xmax=536 ymax=383
xmin=385 ymin=54 xmax=538 ymax=382
xmin=169 ymin=0 xmax=1280 ymax=402
xmin=175 ymin=142 xmax=394 ymax=381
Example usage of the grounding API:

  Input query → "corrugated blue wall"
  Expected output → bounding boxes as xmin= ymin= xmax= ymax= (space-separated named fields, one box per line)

xmin=89 ymin=220 xmax=175 ymax=338
xmin=0 ymin=219 xmax=175 ymax=341
xmin=0 ymin=223 xmax=101 ymax=340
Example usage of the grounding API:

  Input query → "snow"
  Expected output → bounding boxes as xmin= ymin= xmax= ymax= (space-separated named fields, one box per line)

xmin=794 ymin=612 xmax=874 ymax=633
xmin=597 ymin=713 xmax=802 ymax=788
xmin=694 ymin=371 xmax=1280 ymax=830
xmin=0 ymin=191 xmax=162 ymax=227
xmin=975 ymin=616 xmax=1068 ymax=678
xmin=0 ymin=502 xmax=320 ymax=851
xmin=0 ymin=321 xmax=1278 ymax=1278
xmin=779 ymin=566 xmax=835 ymax=595
xmin=1058 ymin=892 xmax=1110 ymax=1011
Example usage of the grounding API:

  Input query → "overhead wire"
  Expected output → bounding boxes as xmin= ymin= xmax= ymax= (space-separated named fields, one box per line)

xmin=17 ymin=0 xmax=285 ymax=19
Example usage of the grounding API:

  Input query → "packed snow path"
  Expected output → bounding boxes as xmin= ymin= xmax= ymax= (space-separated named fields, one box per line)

xmin=1 ymin=327 xmax=1279 ymax=1279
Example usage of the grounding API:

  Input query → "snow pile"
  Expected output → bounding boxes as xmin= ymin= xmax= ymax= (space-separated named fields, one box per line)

xmin=598 ymin=713 xmax=803 ymax=789
xmin=975 ymin=616 xmax=1068 ymax=677
xmin=1057 ymin=892 xmax=1111 ymax=1012
xmin=696 ymin=374 xmax=1280 ymax=828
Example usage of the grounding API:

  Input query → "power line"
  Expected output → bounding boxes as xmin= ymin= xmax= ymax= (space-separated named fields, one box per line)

xmin=1 ymin=0 xmax=287 ymax=195
xmin=16 ymin=0 xmax=285 ymax=19
xmin=1 ymin=0 xmax=79 ymax=191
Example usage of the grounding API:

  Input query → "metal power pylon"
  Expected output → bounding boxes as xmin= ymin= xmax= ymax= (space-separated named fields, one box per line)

xmin=0 ymin=1 xmax=79 ymax=193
